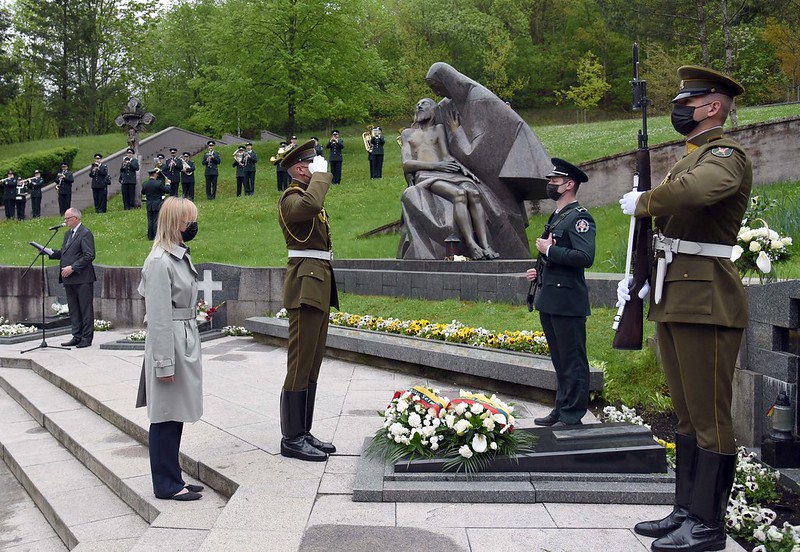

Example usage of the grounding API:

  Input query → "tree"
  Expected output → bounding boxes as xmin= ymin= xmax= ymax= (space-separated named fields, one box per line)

xmin=765 ymin=12 xmax=800 ymax=100
xmin=0 ymin=7 xmax=19 ymax=107
xmin=556 ymin=51 xmax=611 ymax=122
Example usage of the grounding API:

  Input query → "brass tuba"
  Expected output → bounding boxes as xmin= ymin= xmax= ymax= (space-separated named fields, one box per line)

xmin=362 ymin=125 xmax=374 ymax=153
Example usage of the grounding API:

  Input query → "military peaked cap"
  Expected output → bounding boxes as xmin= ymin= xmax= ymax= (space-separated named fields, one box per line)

xmin=545 ymin=157 xmax=588 ymax=184
xmin=280 ymin=139 xmax=318 ymax=169
xmin=672 ymin=65 xmax=745 ymax=102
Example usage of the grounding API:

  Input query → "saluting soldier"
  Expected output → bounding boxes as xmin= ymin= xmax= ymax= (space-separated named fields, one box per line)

xmin=2 ymin=169 xmax=17 ymax=219
xmin=243 ymin=142 xmax=258 ymax=195
xmin=56 ymin=162 xmax=74 ymax=216
xmin=326 ymin=130 xmax=344 ymax=184
xmin=277 ymin=140 xmax=338 ymax=462
xmin=369 ymin=127 xmax=386 ymax=179
xmin=120 ymin=147 xmax=140 ymax=210
xmin=618 ymin=67 xmax=751 ymax=552
xmin=202 ymin=140 xmax=221 ymax=200
xmin=163 ymin=148 xmax=183 ymax=197
xmin=526 ymin=158 xmax=595 ymax=428
xmin=180 ymin=152 xmax=196 ymax=200
xmin=142 ymin=168 xmax=170 ymax=240
xmin=29 ymin=169 xmax=44 ymax=218
xmin=89 ymin=153 xmax=110 ymax=213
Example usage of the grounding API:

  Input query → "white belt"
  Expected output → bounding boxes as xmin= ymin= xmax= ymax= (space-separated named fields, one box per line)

xmin=287 ymin=249 xmax=333 ymax=261
xmin=652 ymin=234 xmax=733 ymax=304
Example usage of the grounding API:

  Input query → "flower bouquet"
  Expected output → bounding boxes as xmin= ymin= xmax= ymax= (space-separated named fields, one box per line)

xmin=196 ymin=299 xmax=225 ymax=327
xmin=367 ymin=386 xmax=536 ymax=474
xmin=51 ymin=301 xmax=69 ymax=316
xmin=732 ymin=218 xmax=792 ymax=283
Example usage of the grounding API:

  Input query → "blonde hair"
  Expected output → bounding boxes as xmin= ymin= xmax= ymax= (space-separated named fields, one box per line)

xmin=152 ymin=197 xmax=198 ymax=252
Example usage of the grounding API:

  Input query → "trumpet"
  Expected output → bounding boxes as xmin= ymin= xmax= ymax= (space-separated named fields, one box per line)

xmin=362 ymin=125 xmax=374 ymax=153
xmin=122 ymin=156 xmax=131 ymax=170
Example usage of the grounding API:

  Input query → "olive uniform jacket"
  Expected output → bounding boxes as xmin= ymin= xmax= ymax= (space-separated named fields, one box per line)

xmin=279 ymin=172 xmax=339 ymax=312
xmin=534 ymin=202 xmax=596 ymax=317
xmin=635 ymin=130 xmax=752 ymax=328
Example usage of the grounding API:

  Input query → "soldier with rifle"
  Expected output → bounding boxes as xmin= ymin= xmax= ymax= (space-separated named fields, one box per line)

xmin=616 ymin=58 xmax=751 ymax=552
xmin=526 ymin=158 xmax=595 ymax=428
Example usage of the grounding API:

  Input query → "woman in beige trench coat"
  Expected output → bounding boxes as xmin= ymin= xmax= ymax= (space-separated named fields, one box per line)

xmin=137 ymin=197 xmax=203 ymax=500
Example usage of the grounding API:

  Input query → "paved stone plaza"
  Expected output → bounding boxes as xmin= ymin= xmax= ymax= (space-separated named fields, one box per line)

xmin=0 ymin=331 xmax=746 ymax=551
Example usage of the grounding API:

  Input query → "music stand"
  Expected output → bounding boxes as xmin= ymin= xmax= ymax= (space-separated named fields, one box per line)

xmin=21 ymin=229 xmax=71 ymax=354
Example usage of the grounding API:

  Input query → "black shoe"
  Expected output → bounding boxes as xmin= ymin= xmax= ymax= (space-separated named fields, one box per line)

xmin=305 ymin=433 xmax=336 ymax=454
xmin=305 ymin=383 xmax=336 ymax=454
xmin=185 ymin=484 xmax=204 ymax=493
xmin=534 ymin=413 xmax=559 ymax=426
xmin=162 ymin=490 xmax=202 ymax=501
xmin=61 ymin=337 xmax=81 ymax=347
xmin=75 ymin=341 xmax=92 ymax=348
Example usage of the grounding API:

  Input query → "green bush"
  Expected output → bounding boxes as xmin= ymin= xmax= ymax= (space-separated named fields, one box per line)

xmin=0 ymin=147 xmax=78 ymax=181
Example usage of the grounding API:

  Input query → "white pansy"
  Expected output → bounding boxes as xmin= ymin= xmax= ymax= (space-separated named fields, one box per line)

xmin=767 ymin=525 xmax=784 ymax=541
xmin=408 ymin=412 xmax=422 ymax=428
xmin=458 ymin=445 xmax=473 ymax=458
xmin=471 ymin=433 xmax=488 ymax=453
xmin=756 ymin=251 xmax=772 ymax=273
xmin=470 ymin=403 xmax=485 ymax=414
xmin=749 ymin=240 xmax=762 ymax=252
xmin=731 ymin=244 xmax=744 ymax=262
xmin=454 ymin=419 xmax=471 ymax=435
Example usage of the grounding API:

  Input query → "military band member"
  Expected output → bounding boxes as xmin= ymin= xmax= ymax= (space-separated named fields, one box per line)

xmin=56 ymin=162 xmax=74 ymax=216
xmin=29 ymin=169 xmax=44 ymax=218
xmin=14 ymin=174 xmax=30 ymax=220
xmin=154 ymin=154 xmax=168 ymax=187
xmin=274 ymin=141 xmax=289 ymax=192
xmin=618 ymin=66 xmax=750 ymax=552
xmin=243 ymin=142 xmax=258 ymax=195
xmin=163 ymin=148 xmax=182 ymax=197
xmin=120 ymin=147 xmax=140 ymax=210
xmin=369 ymin=126 xmax=385 ymax=179
xmin=2 ymin=170 xmax=17 ymax=219
xmin=311 ymin=137 xmax=324 ymax=157
xmin=142 ymin=168 xmax=170 ymax=240
xmin=180 ymin=152 xmax=196 ymax=200
xmin=233 ymin=145 xmax=247 ymax=197
xmin=202 ymin=140 xmax=221 ymax=200
xmin=526 ymin=158 xmax=595 ymax=428
xmin=89 ymin=153 xmax=110 ymax=213
xmin=326 ymin=130 xmax=344 ymax=184
xmin=277 ymin=140 xmax=338 ymax=462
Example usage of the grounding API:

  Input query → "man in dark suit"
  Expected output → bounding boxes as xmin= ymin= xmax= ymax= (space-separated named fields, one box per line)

xmin=326 ymin=130 xmax=344 ymax=184
xmin=526 ymin=158 xmax=595 ymax=428
xmin=243 ymin=142 xmax=258 ymax=195
xmin=89 ymin=153 xmax=110 ymax=213
xmin=56 ymin=162 xmax=74 ymax=215
xmin=202 ymin=140 xmax=221 ymax=199
xmin=369 ymin=127 xmax=385 ymax=179
xmin=29 ymin=169 xmax=44 ymax=218
xmin=141 ymin=168 xmax=169 ymax=240
xmin=180 ymin=152 xmax=195 ymax=200
xmin=119 ymin=148 xmax=140 ymax=210
xmin=46 ymin=208 xmax=96 ymax=348
xmin=163 ymin=148 xmax=182 ymax=197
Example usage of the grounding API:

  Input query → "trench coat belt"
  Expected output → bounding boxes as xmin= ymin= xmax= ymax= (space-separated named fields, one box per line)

xmin=172 ymin=307 xmax=198 ymax=320
xmin=287 ymin=249 xmax=333 ymax=261
xmin=652 ymin=234 xmax=734 ymax=305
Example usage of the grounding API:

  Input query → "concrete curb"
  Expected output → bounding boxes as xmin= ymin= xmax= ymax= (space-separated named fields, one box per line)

xmin=99 ymin=329 xmax=227 ymax=350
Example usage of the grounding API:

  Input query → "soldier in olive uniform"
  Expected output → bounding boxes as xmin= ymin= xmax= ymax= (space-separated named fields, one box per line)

xmin=142 ymin=168 xmax=170 ymax=240
xmin=277 ymin=139 xmax=339 ymax=462
xmin=526 ymin=158 xmax=595 ymax=428
xmin=89 ymin=153 xmax=110 ymax=213
xmin=618 ymin=67 xmax=751 ymax=552
xmin=29 ymin=169 xmax=44 ymax=218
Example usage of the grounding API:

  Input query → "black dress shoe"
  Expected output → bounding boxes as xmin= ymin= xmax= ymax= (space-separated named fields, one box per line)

xmin=168 ymin=490 xmax=202 ymax=501
xmin=534 ymin=413 xmax=559 ymax=426
xmin=305 ymin=433 xmax=336 ymax=454
xmin=75 ymin=341 xmax=92 ymax=348
xmin=61 ymin=337 xmax=81 ymax=347
xmin=185 ymin=484 xmax=204 ymax=493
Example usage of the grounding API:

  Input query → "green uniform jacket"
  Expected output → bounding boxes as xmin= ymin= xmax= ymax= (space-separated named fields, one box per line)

xmin=279 ymin=172 xmax=339 ymax=312
xmin=534 ymin=202 xmax=596 ymax=317
xmin=635 ymin=131 xmax=752 ymax=328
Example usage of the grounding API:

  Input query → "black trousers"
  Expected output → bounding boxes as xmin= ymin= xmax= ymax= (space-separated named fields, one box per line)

xmin=122 ymin=184 xmax=136 ymax=210
xmin=244 ymin=171 xmax=255 ymax=195
xmin=31 ymin=196 xmax=41 ymax=218
xmin=4 ymin=199 xmax=15 ymax=219
xmin=330 ymin=161 xmax=342 ymax=184
xmin=146 ymin=209 xmax=159 ymax=240
xmin=181 ymin=180 xmax=194 ymax=200
xmin=236 ymin=176 xmax=245 ymax=196
xmin=169 ymin=180 xmax=179 ymax=197
xmin=92 ymin=188 xmax=107 ymax=213
xmin=540 ymin=312 xmax=589 ymax=424
xmin=64 ymin=282 xmax=94 ymax=343
xmin=148 ymin=421 xmax=185 ymax=499
xmin=14 ymin=198 xmax=26 ymax=220
xmin=58 ymin=192 xmax=71 ymax=215
xmin=277 ymin=169 xmax=289 ymax=191
xmin=370 ymin=154 xmax=384 ymax=179
xmin=205 ymin=175 xmax=218 ymax=199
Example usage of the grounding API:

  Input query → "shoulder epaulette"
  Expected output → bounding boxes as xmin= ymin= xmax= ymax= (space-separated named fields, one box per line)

xmin=575 ymin=206 xmax=587 ymax=213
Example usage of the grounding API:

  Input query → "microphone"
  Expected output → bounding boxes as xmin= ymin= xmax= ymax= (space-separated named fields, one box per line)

xmin=49 ymin=223 xmax=66 ymax=230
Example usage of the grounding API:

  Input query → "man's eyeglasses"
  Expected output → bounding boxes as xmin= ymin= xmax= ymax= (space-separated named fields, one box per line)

xmin=64 ymin=216 xmax=77 ymax=221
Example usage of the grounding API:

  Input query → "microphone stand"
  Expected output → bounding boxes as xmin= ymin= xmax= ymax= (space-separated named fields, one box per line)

xmin=21 ymin=227 xmax=71 ymax=354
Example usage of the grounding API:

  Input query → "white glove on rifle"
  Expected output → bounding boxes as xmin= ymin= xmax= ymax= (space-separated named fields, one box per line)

xmin=616 ymin=277 xmax=651 ymax=308
xmin=308 ymin=155 xmax=328 ymax=175
xmin=619 ymin=190 xmax=644 ymax=216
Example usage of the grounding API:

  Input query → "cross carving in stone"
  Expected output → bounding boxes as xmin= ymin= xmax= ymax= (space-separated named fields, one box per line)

xmin=196 ymin=270 xmax=223 ymax=307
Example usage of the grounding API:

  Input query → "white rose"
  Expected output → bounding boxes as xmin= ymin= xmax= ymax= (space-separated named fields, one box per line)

xmin=470 ymin=403 xmax=484 ymax=414
xmin=756 ymin=250 xmax=772 ymax=274
xmin=458 ymin=445 xmax=473 ymax=458
xmin=482 ymin=417 xmax=496 ymax=431
xmin=471 ymin=433 xmax=488 ymax=453
xmin=770 ymin=240 xmax=784 ymax=250
xmin=454 ymin=419 xmax=471 ymax=435
xmin=454 ymin=402 xmax=468 ymax=415
xmin=396 ymin=399 xmax=409 ymax=413
xmin=408 ymin=412 xmax=422 ymax=428
xmin=768 ymin=229 xmax=780 ymax=240
xmin=739 ymin=229 xmax=754 ymax=242
xmin=749 ymin=240 xmax=761 ymax=252
xmin=730 ymin=244 xmax=744 ymax=262
xmin=781 ymin=236 xmax=792 ymax=246
xmin=490 ymin=441 xmax=497 ymax=450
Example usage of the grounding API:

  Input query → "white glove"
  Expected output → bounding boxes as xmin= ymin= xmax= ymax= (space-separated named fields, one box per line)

xmin=615 ymin=277 xmax=651 ymax=308
xmin=619 ymin=191 xmax=644 ymax=216
xmin=43 ymin=247 xmax=54 ymax=256
xmin=308 ymin=155 xmax=328 ymax=175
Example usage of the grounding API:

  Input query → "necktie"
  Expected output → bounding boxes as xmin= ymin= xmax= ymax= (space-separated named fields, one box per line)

xmin=65 ymin=230 xmax=74 ymax=247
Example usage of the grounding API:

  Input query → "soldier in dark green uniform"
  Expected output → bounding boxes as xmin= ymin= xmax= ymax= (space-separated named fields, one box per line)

xmin=278 ymin=139 xmax=339 ymax=462
xmin=526 ymin=158 xmax=595 ymax=427
xmin=618 ymin=66 xmax=750 ymax=552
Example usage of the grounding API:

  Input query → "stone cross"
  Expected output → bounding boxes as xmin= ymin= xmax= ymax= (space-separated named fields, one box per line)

xmin=114 ymin=97 xmax=155 ymax=208
xmin=196 ymin=270 xmax=222 ymax=307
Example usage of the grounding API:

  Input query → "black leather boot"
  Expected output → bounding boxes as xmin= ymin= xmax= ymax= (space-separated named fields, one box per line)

xmin=635 ymin=433 xmax=697 ymax=537
xmin=305 ymin=382 xmax=336 ymax=454
xmin=651 ymin=447 xmax=736 ymax=552
xmin=280 ymin=389 xmax=327 ymax=462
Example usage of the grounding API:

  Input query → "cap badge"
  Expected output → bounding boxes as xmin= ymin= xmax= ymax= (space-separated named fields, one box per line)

xmin=679 ymin=80 xmax=685 ymax=90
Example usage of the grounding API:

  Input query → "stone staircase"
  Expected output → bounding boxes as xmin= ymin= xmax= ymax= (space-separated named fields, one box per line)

xmin=0 ymin=362 xmax=228 ymax=551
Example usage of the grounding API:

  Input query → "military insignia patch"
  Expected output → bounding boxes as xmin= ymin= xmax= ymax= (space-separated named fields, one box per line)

xmin=575 ymin=219 xmax=590 ymax=233
xmin=711 ymin=147 xmax=733 ymax=158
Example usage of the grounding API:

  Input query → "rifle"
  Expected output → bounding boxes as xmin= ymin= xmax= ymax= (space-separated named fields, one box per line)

xmin=612 ymin=42 xmax=653 ymax=350
xmin=526 ymin=224 xmax=552 ymax=312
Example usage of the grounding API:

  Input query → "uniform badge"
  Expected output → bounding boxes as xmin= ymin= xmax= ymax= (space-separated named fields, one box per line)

xmin=711 ymin=147 xmax=733 ymax=158
xmin=575 ymin=219 xmax=590 ymax=233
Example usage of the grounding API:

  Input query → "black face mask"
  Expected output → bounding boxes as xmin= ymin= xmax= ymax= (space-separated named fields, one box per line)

xmin=671 ymin=102 xmax=712 ymax=136
xmin=546 ymin=183 xmax=564 ymax=201
xmin=181 ymin=221 xmax=198 ymax=243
